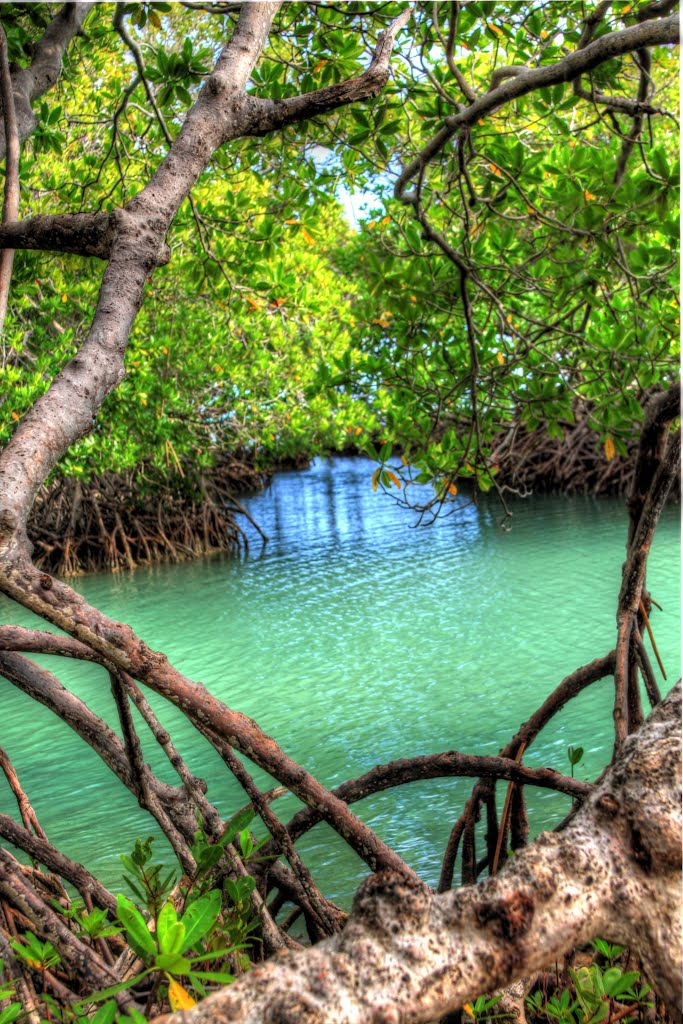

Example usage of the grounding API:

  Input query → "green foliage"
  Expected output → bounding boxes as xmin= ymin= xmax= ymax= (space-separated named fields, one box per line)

xmin=567 ymin=746 xmax=584 ymax=777
xmin=10 ymin=932 xmax=60 ymax=972
xmin=6 ymin=831 xmax=262 ymax=1020
xmin=0 ymin=963 xmax=22 ymax=1024
xmin=463 ymin=993 xmax=505 ymax=1021
xmin=120 ymin=836 xmax=177 ymax=916
xmin=3 ymin=2 xmax=678 ymax=511
xmin=526 ymin=951 xmax=653 ymax=1024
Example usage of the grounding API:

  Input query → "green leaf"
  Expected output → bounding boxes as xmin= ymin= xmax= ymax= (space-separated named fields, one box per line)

xmin=157 ymin=902 xmax=186 ymax=956
xmin=218 ymin=807 xmax=255 ymax=848
xmin=116 ymin=895 xmax=156 ymax=962
xmin=91 ymin=1000 xmax=117 ymax=1024
xmin=73 ymin=968 xmax=153 ymax=1008
xmin=154 ymin=953 xmax=192 ymax=974
xmin=180 ymin=890 xmax=221 ymax=953
xmin=188 ymin=970 xmax=235 ymax=984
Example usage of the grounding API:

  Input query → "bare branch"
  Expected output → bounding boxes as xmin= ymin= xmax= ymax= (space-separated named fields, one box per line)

xmin=0 ymin=212 xmax=117 ymax=260
xmin=245 ymin=8 xmax=411 ymax=135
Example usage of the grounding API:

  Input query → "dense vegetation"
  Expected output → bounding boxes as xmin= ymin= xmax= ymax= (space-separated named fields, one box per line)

xmin=0 ymin=3 xmax=679 ymax=1024
xmin=2 ymin=0 xmax=679 ymax=565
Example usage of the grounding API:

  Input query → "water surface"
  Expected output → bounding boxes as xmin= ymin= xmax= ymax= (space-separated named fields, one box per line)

xmin=1 ymin=458 xmax=679 ymax=903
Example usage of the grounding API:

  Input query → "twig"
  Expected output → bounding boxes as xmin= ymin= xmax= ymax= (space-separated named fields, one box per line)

xmin=638 ymin=598 xmax=667 ymax=679
xmin=491 ymin=741 xmax=527 ymax=875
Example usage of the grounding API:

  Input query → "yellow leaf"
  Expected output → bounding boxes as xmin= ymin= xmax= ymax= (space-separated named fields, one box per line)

xmin=368 ymin=220 xmax=376 ymax=229
xmin=478 ymin=119 xmax=485 ymax=126
xmin=355 ymin=426 xmax=362 ymax=436
xmin=301 ymin=227 xmax=315 ymax=246
xmin=487 ymin=23 xmax=503 ymax=35
xmin=162 ymin=345 xmax=168 ymax=354
xmin=381 ymin=216 xmax=391 ymax=226
xmin=621 ymin=4 xmax=632 ymax=12
xmin=527 ymin=206 xmax=535 ymax=214
xmin=464 ymin=1005 xmax=475 ymax=1019
xmin=604 ymin=436 xmax=616 ymax=462
xmin=506 ymin=313 xmax=513 ymax=324
xmin=167 ymin=978 xmax=196 ymax=1012
xmin=448 ymin=483 xmax=458 ymax=496
xmin=313 ymin=59 xmax=327 ymax=73
xmin=61 ymin=294 xmax=67 ymax=303
xmin=584 ymin=190 xmax=596 ymax=201
xmin=11 ymin=411 xmax=19 ymax=421
xmin=496 ymin=351 xmax=505 ymax=365
xmin=371 ymin=468 xmax=380 ymax=493
xmin=373 ymin=319 xmax=390 ymax=328
xmin=401 ymin=454 xmax=408 ymax=466
xmin=541 ymin=29 xmax=549 ymax=39
xmin=246 ymin=295 xmax=260 ymax=309
xmin=387 ymin=471 xmax=401 ymax=490
xmin=489 ymin=162 xmax=501 ymax=176
xmin=284 ymin=218 xmax=298 ymax=225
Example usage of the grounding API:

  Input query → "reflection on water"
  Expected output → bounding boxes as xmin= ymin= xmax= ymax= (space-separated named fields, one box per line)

xmin=1 ymin=457 xmax=680 ymax=903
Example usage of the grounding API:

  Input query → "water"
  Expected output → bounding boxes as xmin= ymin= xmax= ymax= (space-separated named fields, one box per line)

xmin=1 ymin=458 xmax=679 ymax=904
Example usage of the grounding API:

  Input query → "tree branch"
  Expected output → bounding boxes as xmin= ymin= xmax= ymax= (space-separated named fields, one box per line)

xmin=0 ymin=23 xmax=19 ymax=338
xmin=0 ymin=212 xmax=117 ymax=260
xmin=244 ymin=8 xmax=411 ymax=135
xmin=153 ymin=684 xmax=683 ymax=1024
xmin=395 ymin=14 xmax=679 ymax=199
xmin=0 ymin=3 xmax=95 ymax=160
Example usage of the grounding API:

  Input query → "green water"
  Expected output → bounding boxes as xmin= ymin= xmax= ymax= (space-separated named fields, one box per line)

xmin=0 ymin=458 xmax=679 ymax=903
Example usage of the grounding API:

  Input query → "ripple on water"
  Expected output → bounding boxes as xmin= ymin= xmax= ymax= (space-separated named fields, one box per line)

xmin=1 ymin=457 xmax=679 ymax=900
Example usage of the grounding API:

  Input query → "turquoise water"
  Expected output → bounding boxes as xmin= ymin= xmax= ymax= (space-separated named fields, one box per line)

xmin=0 ymin=458 xmax=679 ymax=903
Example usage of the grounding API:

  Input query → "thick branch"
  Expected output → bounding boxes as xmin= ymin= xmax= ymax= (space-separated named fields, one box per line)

xmin=154 ymin=684 xmax=683 ymax=1024
xmin=245 ymin=9 xmax=411 ymax=135
xmin=0 ymin=212 xmax=116 ymax=259
xmin=0 ymin=624 xmax=104 ymax=661
xmin=1 ymin=3 xmax=95 ymax=160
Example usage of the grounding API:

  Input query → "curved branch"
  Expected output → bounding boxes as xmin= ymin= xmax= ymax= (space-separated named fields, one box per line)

xmin=245 ymin=8 xmax=411 ymax=134
xmin=153 ymin=685 xmax=683 ymax=1024
xmin=395 ymin=14 xmax=679 ymax=199
xmin=276 ymin=750 xmax=591 ymax=852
